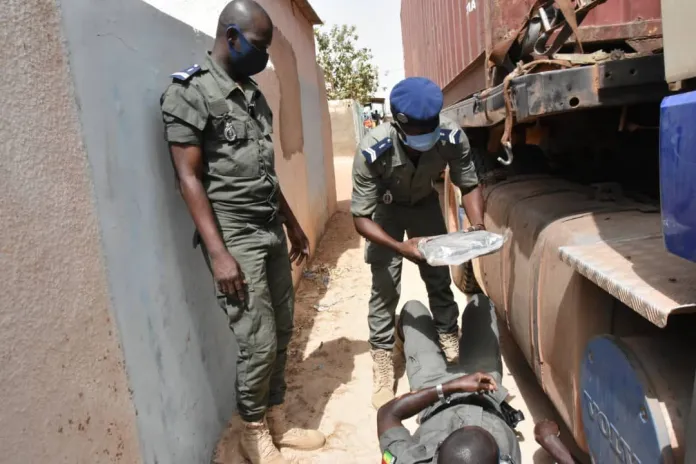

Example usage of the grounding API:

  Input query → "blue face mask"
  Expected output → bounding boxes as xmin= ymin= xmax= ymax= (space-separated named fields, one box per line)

xmin=227 ymin=25 xmax=269 ymax=77
xmin=403 ymin=126 xmax=441 ymax=152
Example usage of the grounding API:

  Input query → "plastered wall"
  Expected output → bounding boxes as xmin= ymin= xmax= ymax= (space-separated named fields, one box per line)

xmin=329 ymin=99 xmax=363 ymax=157
xmin=0 ymin=0 xmax=141 ymax=462
xmin=1 ymin=0 xmax=336 ymax=463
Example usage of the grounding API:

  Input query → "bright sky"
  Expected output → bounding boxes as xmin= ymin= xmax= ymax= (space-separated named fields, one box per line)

xmin=309 ymin=0 xmax=405 ymax=110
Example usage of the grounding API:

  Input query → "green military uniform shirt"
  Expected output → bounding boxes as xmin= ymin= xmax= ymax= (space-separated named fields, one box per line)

xmin=351 ymin=116 xmax=478 ymax=218
xmin=379 ymin=404 xmax=521 ymax=463
xmin=160 ymin=53 xmax=279 ymax=225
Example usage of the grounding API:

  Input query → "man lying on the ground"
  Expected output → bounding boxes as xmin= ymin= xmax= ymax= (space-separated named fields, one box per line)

xmin=377 ymin=295 xmax=574 ymax=463
xmin=377 ymin=296 xmax=520 ymax=463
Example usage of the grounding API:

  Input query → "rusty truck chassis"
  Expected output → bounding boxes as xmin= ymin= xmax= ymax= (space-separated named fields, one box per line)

xmin=443 ymin=54 xmax=667 ymax=130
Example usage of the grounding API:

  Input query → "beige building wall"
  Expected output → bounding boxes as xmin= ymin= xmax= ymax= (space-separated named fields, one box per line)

xmin=329 ymin=99 xmax=364 ymax=157
xmin=0 ymin=0 xmax=335 ymax=462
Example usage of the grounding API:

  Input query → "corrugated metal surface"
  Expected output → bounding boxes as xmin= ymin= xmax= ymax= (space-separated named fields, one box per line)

xmin=560 ymin=237 xmax=696 ymax=328
xmin=401 ymin=0 xmax=485 ymax=89
xmin=402 ymin=0 xmax=662 ymax=92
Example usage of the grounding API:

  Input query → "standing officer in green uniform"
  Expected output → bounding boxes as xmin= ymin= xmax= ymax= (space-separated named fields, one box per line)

xmin=351 ymin=77 xmax=486 ymax=409
xmin=159 ymin=1 xmax=324 ymax=462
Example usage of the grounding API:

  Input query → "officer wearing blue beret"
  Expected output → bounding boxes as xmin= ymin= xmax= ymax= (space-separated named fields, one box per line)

xmin=351 ymin=77 xmax=486 ymax=409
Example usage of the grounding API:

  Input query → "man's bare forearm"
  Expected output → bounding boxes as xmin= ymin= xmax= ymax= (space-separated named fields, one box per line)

xmin=179 ymin=176 xmax=227 ymax=258
xmin=539 ymin=437 xmax=574 ymax=464
xmin=353 ymin=216 xmax=403 ymax=254
xmin=534 ymin=420 xmax=575 ymax=464
xmin=377 ymin=383 xmax=460 ymax=436
xmin=461 ymin=185 xmax=485 ymax=227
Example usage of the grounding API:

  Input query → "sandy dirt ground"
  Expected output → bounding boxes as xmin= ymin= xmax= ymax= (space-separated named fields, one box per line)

xmin=213 ymin=156 xmax=580 ymax=463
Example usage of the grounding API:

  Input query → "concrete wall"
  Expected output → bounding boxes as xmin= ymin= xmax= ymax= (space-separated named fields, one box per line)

xmin=317 ymin=66 xmax=338 ymax=214
xmin=0 ymin=0 xmax=141 ymax=462
xmin=0 ymin=0 xmax=335 ymax=463
xmin=328 ymin=99 xmax=364 ymax=157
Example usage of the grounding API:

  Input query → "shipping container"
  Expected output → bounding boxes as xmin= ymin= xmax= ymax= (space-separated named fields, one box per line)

xmin=401 ymin=0 xmax=696 ymax=462
xmin=401 ymin=0 xmax=663 ymax=105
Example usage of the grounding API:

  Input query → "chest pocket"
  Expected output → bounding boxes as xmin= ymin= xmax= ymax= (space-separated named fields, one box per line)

xmin=253 ymin=98 xmax=274 ymax=138
xmin=208 ymin=114 xmax=260 ymax=178
xmin=197 ymin=73 xmax=263 ymax=178
xmin=380 ymin=159 xmax=414 ymax=202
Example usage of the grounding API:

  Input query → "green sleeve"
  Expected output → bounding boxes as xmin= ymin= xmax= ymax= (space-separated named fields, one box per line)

xmin=447 ymin=132 xmax=479 ymax=192
xmin=160 ymin=83 xmax=208 ymax=145
xmin=379 ymin=426 xmax=429 ymax=462
xmin=350 ymin=145 xmax=380 ymax=217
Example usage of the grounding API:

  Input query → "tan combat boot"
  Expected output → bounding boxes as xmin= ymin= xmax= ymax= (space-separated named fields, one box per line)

xmin=393 ymin=319 xmax=406 ymax=381
xmin=438 ymin=332 xmax=460 ymax=364
xmin=266 ymin=404 xmax=326 ymax=451
xmin=371 ymin=349 xmax=395 ymax=409
xmin=240 ymin=419 xmax=288 ymax=464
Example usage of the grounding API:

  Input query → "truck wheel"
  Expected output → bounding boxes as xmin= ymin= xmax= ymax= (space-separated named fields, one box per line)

xmin=443 ymin=168 xmax=482 ymax=295
xmin=459 ymin=258 xmax=481 ymax=294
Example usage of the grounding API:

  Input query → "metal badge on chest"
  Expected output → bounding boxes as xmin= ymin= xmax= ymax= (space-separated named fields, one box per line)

xmin=224 ymin=119 xmax=237 ymax=142
xmin=382 ymin=190 xmax=393 ymax=205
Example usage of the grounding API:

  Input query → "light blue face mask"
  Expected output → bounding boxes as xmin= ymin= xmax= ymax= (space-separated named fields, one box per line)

xmin=403 ymin=126 xmax=441 ymax=152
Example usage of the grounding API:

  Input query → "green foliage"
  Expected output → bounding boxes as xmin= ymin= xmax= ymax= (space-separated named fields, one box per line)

xmin=315 ymin=25 xmax=380 ymax=104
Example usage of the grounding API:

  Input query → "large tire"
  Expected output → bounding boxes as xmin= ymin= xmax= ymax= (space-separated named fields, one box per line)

xmin=459 ymin=254 xmax=482 ymax=294
xmin=443 ymin=142 xmax=513 ymax=295
xmin=443 ymin=169 xmax=482 ymax=295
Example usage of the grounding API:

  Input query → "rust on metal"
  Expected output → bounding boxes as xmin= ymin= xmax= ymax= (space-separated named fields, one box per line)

xmin=559 ymin=237 xmax=696 ymax=328
xmin=442 ymin=54 xmax=487 ymax=107
xmin=499 ymin=59 xmax=572 ymax=162
xmin=401 ymin=0 xmax=486 ymax=89
xmin=401 ymin=0 xmax=662 ymax=99
xmin=577 ymin=20 xmax=663 ymax=44
xmin=468 ymin=176 xmax=694 ymax=449
xmin=626 ymin=37 xmax=664 ymax=54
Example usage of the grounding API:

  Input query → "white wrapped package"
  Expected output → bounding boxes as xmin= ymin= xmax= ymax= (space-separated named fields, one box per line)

xmin=417 ymin=230 xmax=507 ymax=266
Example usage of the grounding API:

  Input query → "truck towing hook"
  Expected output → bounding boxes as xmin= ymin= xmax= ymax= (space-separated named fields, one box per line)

xmin=498 ymin=142 xmax=514 ymax=166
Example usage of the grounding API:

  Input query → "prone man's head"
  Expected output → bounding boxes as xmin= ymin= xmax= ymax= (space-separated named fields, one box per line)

xmin=436 ymin=426 xmax=500 ymax=464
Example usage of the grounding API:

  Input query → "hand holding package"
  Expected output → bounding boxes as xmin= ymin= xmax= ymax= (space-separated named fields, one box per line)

xmin=417 ymin=230 xmax=507 ymax=266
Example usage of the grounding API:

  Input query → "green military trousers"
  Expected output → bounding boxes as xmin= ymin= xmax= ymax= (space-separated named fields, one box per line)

xmin=203 ymin=221 xmax=294 ymax=422
xmin=366 ymin=192 xmax=459 ymax=351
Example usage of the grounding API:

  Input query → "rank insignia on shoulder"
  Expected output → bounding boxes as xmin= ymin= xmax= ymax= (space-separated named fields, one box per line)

xmin=361 ymin=138 xmax=393 ymax=164
xmin=171 ymin=64 xmax=201 ymax=82
xmin=382 ymin=450 xmax=396 ymax=464
xmin=440 ymin=128 xmax=463 ymax=144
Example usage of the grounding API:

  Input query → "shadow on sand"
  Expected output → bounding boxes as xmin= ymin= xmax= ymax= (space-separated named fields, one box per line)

xmin=213 ymin=200 xmax=367 ymax=463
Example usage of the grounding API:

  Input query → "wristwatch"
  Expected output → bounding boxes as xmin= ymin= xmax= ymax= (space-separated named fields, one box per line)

xmin=465 ymin=223 xmax=485 ymax=232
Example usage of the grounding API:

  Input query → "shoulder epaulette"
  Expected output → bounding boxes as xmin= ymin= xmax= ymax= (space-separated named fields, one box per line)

xmin=171 ymin=64 xmax=202 ymax=82
xmin=361 ymin=137 xmax=393 ymax=164
xmin=440 ymin=128 xmax=463 ymax=144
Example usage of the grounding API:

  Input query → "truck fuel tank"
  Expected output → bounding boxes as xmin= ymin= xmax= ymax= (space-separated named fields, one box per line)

xmin=581 ymin=335 xmax=694 ymax=463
